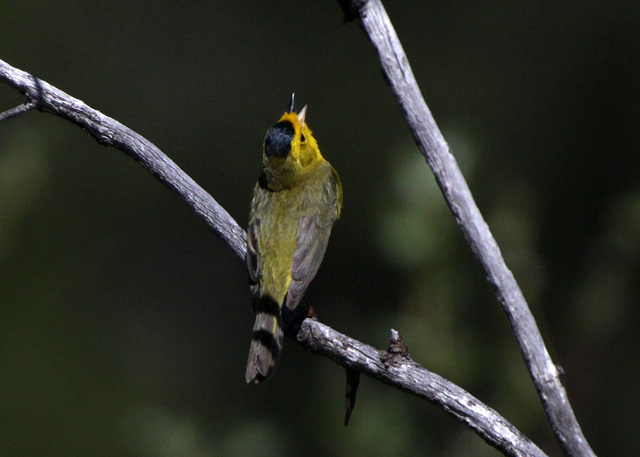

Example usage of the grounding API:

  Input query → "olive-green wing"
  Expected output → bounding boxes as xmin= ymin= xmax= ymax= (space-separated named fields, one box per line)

xmin=246 ymin=216 xmax=261 ymax=303
xmin=246 ymin=183 xmax=267 ymax=304
xmin=285 ymin=164 xmax=342 ymax=311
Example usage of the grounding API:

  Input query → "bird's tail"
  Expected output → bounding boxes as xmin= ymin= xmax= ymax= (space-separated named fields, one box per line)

xmin=245 ymin=296 xmax=284 ymax=384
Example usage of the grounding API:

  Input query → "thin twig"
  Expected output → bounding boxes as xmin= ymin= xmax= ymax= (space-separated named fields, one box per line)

xmin=342 ymin=1 xmax=595 ymax=456
xmin=0 ymin=100 xmax=36 ymax=121
xmin=1 ymin=57 xmax=545 ymax=456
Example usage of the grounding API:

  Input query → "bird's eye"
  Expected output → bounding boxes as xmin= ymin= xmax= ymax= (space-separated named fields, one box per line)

xmin=300 ymin=133 xmax=306 ymax=142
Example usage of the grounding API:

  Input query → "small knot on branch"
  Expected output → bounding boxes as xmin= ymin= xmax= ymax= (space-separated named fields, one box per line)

xmin=381 ymin=329 xmax=411 ymax=366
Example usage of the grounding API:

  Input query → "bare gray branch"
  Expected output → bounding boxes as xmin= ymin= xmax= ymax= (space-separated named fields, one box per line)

xmin=0 ymin=59 xmax=247 ymax=263
xmin=298 ymin=320 xmax=547 ymax=457
xmin=344 ymin=0 xmax=595 ymax=455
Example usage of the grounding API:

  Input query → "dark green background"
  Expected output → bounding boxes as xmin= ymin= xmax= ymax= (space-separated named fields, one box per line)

xmin=1 ymin=2 xmax=638 ymax=456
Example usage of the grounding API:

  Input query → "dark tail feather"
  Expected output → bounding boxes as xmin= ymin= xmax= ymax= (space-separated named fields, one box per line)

xmin=245 ymin=296 xmax=283 ymax=384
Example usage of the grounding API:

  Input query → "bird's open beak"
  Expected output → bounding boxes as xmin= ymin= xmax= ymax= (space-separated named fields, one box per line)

xmin=288 ymin=93 xmax=295 ymax=113
xmin=287 ymin=93 xmax=306 ymax=125
xmin=297 ymin=105 xmax=307 ymax=125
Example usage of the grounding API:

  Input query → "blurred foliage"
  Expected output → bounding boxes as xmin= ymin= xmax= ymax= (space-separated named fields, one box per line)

xmin=2 ymin=1 xmax=640 ymax=456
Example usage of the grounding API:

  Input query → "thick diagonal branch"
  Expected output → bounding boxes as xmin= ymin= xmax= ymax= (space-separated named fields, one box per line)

xmin=342 ymin=1 xmax=595 ymax=456
xmin=1 ymin=57 xmax=545 ymax=456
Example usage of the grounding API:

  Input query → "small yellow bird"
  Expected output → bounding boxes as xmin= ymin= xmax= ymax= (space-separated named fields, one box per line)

xmin=245 ymin=94 xmax=342 ymax=384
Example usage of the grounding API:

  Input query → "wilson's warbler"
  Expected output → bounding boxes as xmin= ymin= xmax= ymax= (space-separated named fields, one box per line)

xmin=245 ymin=94 xmax=342 ymax=384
